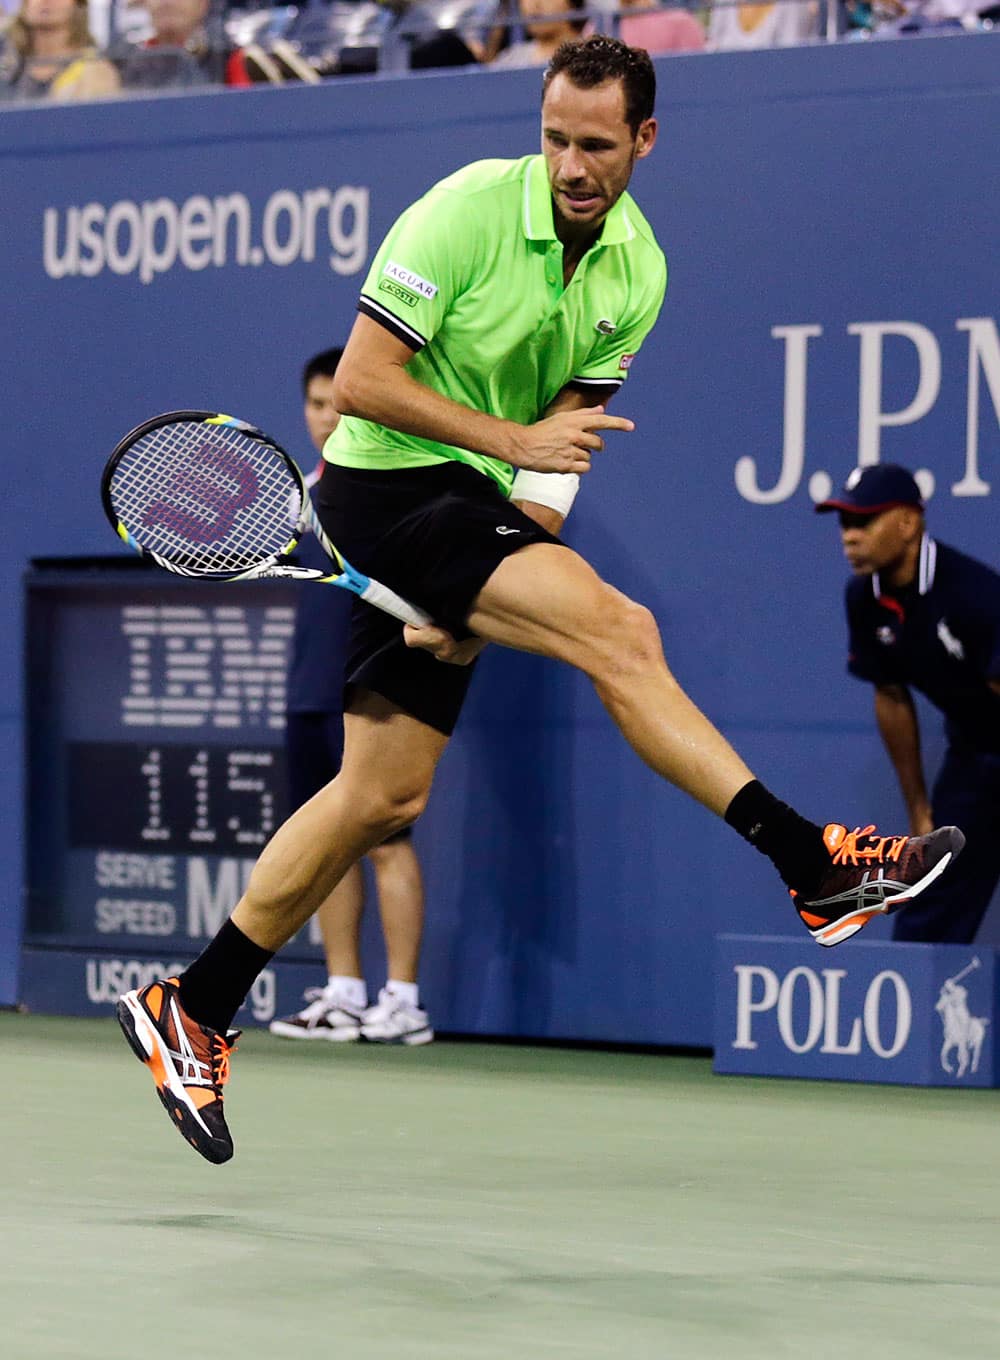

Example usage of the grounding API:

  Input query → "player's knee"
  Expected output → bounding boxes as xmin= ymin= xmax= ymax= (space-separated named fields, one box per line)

xmin=590 ymin=589 xmax=664 ymax=679
xmin=358 ymin=782 xmax=429 ymax=840
xmin=379 ymin=794 xmax=426 ymax=838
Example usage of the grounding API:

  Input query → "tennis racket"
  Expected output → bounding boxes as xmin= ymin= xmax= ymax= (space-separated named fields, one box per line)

xmin=101 ymin=410 xmax=431 ymax=627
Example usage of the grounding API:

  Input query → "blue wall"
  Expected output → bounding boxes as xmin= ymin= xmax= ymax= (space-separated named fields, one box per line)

xmin=3 ymin=35 xmax=999 ymax=1041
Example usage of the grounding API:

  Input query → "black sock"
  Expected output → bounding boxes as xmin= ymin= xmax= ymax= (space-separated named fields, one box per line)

xmin=725 ymin=780 xmax=828 ymax=892
xmin=178 ymin=919 xmax=274 ymax=1035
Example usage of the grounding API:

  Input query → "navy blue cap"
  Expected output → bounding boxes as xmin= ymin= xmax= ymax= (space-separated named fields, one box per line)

xmin=815 ymin=464 xmax=924 ymax=515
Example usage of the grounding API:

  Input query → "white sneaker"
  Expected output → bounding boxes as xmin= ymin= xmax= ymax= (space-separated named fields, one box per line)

xmin=360 ymin=988 xmax=434 ymax=1046
xmin=269 ymin=987 xmax=364 ymax=1042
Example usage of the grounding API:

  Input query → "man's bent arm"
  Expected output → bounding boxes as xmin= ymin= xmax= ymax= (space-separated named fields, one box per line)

xmin=873 ymin=682 xmax=933 ymax=834
xmin=333 ymin=315 xmax=631 ymax=476
xmin=405 ymin=387 xmax=614 ymax=659
xmin=511 ymin=385 xmax=620 ymax=535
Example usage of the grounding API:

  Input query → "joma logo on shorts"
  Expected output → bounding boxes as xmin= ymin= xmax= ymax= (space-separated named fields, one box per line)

xmin=383 ymin=260 xmax=438 ymax=299
xmin=379 ymin=278 xmax=419 ymax=308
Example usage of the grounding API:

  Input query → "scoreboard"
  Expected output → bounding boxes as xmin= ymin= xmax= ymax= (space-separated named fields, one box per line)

xmin=23 ymin=560 xmax=326 ymax=1018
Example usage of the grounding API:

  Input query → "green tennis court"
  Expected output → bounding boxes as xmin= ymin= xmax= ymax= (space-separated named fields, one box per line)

xmin=3 ymin=1013 xmax=999 ymax=1359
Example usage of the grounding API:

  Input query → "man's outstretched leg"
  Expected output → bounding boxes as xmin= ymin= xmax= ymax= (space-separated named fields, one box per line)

xmin=462 ymin=542 xmax=964 ymax=945
xmin=117 ymin=694 xmax=449 ymax=1163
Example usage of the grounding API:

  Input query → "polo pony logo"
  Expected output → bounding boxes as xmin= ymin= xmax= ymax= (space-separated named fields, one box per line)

xmin=936 ymin=618 xmax=965 ymax=660
xmin=936 ymin=958 xmax=989 ymax=1079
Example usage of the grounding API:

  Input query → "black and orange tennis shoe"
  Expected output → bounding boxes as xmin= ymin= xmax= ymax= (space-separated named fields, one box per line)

xmin=792 ymin=822 xmax=965 ymax=947
xmin=117 ymin=976 xmax=238 ymax=1164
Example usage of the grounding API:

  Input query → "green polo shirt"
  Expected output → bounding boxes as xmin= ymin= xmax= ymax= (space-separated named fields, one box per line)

xmin=324 ymin=154 xmax=667 ymax=493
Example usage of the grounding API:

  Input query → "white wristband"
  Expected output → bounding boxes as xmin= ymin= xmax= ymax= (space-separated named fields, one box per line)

xmin=509 ymin=469 xmax=580 ymax=518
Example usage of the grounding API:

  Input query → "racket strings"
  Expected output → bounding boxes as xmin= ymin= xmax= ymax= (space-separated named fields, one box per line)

xmin=111 ymin=422 xmax=301 ymax=572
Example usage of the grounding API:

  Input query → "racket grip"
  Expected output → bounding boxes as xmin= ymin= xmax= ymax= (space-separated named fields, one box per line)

xmin=359 ymin=579 xmax=432 ymax=628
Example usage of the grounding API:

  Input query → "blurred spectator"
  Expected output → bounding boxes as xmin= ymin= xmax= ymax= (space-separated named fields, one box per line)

xmin=846 ymin=0 xmax=990 ymax=35
xmin=490 ymin=0 xmax=587 ymax=65
xmin=453 ymin=0 xmax=514 ymax=63
xmin=257 ymin=1 xmax=390 ymax=80
xmin=402 ymin=0 xmax=497 ymax=65
xmin=409 ymin=28 xmax=481 ymax=64
xmin=0 ymin=0 xmax=120 ymax=99
xmin=707 ymin=0 xmax=818 ymax=48
xmin=78 ymin=0 xmax=125 ymax=48
xmin=841 ymin=0 xmax=904 ymax=32
xmin=618 ymin=0 xmax=706 ymax=52
xmin=112 ymin=0 xmax=253 ymax=88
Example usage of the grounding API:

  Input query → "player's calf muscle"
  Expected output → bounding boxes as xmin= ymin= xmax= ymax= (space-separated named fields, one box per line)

xmin=234 ymin=776 xmax=421 ymax=946
xmin=237 ymin=819 xmax=360 ymax=932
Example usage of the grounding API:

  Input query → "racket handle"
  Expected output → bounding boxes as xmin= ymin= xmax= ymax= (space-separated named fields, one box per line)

xmin=359 ymin=578 xmax=432 ymax=628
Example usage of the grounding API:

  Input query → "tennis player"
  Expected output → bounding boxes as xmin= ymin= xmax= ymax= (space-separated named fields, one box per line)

xmin=269 ymin=348 xmax=433 ymax=1045
xmin=117 ymin=36 xmax=963 ymax=1163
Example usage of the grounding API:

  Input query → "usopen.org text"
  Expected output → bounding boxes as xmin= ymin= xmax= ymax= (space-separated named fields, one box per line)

xmin=43 ymin=184 xmax=369 ymax=285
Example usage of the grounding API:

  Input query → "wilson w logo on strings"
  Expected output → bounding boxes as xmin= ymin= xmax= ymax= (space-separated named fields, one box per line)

xmin=141 ymin=443 xmax=260 ymax=545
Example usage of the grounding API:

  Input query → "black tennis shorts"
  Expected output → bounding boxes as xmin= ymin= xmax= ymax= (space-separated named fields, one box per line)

xmin=315 ymin=460 xmax=565 ymax=735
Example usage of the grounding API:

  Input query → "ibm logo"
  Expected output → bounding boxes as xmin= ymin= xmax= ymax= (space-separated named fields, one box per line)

xmin=120 ymin=603 xmax=293 ymax=731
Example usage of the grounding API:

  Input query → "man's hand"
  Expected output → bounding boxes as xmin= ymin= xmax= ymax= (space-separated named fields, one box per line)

xmin=508 ymin=405 xmax=634 ymax=474
xmin=403 ymin=623 xmax=486 ymax=666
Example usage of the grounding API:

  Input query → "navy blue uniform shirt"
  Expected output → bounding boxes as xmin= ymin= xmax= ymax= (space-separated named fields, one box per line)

xmin=846 ymin=535 xmax=1000 ymax=754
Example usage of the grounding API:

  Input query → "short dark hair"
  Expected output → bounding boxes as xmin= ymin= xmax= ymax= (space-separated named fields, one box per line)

xmin=301 ymin=347 xmax=344 ymax=394
xmin=542 ymin=36 xmax=656 ymax=137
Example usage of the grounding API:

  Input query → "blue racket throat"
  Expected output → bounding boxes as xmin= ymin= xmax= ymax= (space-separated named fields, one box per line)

xmin=302 ymin=558 xmax=431 ymax=626
xmin=336 ymin=558 xmax=374 ymax=596
xmin=253 ymin=559 xmax=370 ymax=593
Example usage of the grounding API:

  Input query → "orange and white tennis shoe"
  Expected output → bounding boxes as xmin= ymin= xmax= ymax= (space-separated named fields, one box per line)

xmin=791 ymin=822 xmax=965 ymax=947
xmin=117 ymin=976 xmax=238 ymax=1164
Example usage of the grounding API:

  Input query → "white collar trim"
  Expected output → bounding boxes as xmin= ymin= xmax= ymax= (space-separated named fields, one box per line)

xmin=872 ymin=533 xmax=936 ymax=599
